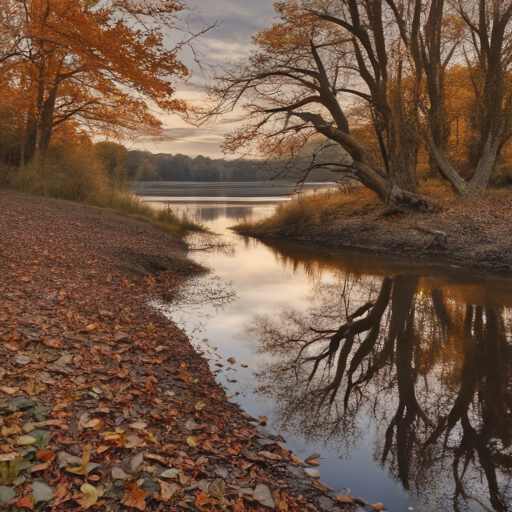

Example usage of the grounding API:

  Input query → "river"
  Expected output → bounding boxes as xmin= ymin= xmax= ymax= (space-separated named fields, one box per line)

xmin=140 ymin=183 xmax=512 ymax=512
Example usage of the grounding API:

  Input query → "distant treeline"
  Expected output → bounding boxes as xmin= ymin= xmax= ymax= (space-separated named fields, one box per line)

xmin=127 ymin=150 xmax=334 ymax=182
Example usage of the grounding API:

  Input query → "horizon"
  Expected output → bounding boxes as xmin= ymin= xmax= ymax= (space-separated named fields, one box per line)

xmin=131 ymin=0 xmax=277 ymax=160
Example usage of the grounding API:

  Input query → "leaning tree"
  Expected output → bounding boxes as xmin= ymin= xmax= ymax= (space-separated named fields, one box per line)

xmin=201 ymin=2 xmax=432 ymax=209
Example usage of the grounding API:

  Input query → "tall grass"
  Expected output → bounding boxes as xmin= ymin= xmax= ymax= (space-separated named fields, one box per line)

xmin=3 ymin=143 xmax=201 ymax=238
xmin=235 ymin=187 xmax=379 ymax=236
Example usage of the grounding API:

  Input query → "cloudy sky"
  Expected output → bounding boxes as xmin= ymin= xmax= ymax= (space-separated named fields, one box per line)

xmin=132 ymin=0 xmax=277 ymax=159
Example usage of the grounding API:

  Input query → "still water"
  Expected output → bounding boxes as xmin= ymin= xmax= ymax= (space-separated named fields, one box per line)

xmin=143 ymin=195 xmax=512 ymax=512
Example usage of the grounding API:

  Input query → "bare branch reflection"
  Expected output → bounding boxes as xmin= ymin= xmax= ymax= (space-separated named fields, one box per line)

xmin=248 ymin=275 xmax=512 ymax=512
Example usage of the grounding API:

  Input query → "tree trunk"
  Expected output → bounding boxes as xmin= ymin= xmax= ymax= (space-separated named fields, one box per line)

xmin=39 ymin=85 xmax=58 ymax=155
xmin=390 ymin=136 xmax=419 ymax=192
xmin=297 ymin=114 xmax=433 ymax=209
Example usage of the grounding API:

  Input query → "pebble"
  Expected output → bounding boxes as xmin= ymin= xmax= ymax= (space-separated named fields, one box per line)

xmin=304 ymin=468 xmax=321 ymax=478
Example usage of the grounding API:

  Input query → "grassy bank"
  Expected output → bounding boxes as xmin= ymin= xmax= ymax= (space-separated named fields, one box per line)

xmin=0 ymin=143 xmax=202 ymax=238
xmin=234 ymin=184 xmax=512 ymax=272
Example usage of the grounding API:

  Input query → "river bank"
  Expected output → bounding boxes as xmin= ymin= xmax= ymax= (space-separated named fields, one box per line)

xmin=233 ymin=186 xmax=512 ymax=274
xmin=0 ymin=191 xmax=373 ymax=511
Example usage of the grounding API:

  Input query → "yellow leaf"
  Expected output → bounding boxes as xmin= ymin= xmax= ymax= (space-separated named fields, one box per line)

xmin=77 ymin=483 xmax=99 ymax=509
xmin=186 ymin=436 xmax=198 ymax=447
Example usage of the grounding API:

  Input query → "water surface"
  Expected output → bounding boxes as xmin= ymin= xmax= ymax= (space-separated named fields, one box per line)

xmin=143 ymin=192 xmax=512 ymax=512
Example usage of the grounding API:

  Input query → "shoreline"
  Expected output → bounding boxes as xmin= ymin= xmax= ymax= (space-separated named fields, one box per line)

xmin=233 ymin=188 xmax=512 ymax=276
xmin=0 ymin=191 xmax=377 ymax=511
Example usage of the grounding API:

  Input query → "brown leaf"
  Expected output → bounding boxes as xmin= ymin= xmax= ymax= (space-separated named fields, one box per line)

xmin=194 ymin=491 xmax=210 ymax=508
xmin=122 ymin=484 xmax=147 ymax=511
xmin=16 ymin=496 xmax=34 ymax=509
xmin=186 ymin=436 xmax=199 ymax=447
xmin=28 ymin=463 xmax=50 ymax=473
xmin=43 ymin=339 xmax=61 ymax=348
xmin=82 ymin=419 xmax=101 ymax=429
xmin=159 ymin=481 xmax=179 ymax=502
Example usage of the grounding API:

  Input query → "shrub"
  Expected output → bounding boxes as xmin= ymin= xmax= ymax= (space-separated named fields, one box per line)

xmin=6 ymin=143 xmax=200 ymax=237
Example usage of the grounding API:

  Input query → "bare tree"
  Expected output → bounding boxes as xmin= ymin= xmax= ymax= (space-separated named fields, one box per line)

xmin=202 ymin=4 xmax=432 ymax=210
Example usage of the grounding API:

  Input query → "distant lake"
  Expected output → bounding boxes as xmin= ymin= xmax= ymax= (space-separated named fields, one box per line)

xmin=131 ymin=180 xmax=336 ymax=200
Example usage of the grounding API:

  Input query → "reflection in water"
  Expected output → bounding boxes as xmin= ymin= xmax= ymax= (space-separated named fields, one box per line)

xmin=155 ymin=275 xmax=237 ymax=327
xmin=250 ymin=275 xmax=512 ymax=512
xmin=150 ymin=202 xmax=277 ymax=226
xmin=144 ymin=198 xmax=512 ymax=512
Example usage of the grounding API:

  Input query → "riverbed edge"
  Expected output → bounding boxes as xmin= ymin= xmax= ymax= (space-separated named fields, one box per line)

xmin=231 ymin=191 xmax=512 ymax=276
xmin=0 ymin=191 xmax=378 ymax=512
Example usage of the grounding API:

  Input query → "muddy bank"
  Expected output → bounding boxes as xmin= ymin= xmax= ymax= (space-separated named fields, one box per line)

xmin=0 ymin=191 xmax=377 ymax=512
xmin=234 ymin=190 xmax=512 ymax=274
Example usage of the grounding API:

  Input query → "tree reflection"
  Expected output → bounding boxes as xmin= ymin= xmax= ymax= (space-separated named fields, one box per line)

xmin=249 ymin=275 xmax=512 ymax=512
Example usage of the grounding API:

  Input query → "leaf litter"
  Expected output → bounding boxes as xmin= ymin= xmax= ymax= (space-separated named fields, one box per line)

xmin=0 ymin=193 xmax=368 ymax=511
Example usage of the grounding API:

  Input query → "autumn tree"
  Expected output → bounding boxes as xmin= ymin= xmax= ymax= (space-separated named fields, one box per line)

xmin=0 ymin=0 xmax=190 ymax=161
xmin=386 ymin=0 xmax=512 ymax=197
xmin=204 ymin=2 xmax=431 ymax=209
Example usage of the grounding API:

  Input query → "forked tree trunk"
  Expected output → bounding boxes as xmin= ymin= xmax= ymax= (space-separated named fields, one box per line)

xmin=313 ymin=120 xmax=432 ymax=209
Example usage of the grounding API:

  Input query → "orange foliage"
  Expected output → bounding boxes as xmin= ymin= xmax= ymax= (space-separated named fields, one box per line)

xmin=0 ymin=0 xmax=188 ymax=155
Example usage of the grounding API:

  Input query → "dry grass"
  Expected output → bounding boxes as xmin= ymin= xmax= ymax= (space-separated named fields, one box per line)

xmin=2 ymin=148 xmax=202 ymax=238
xmin=234 ymin=180 xmax=510 ymax=237
xmin=234 ymin=187 xmax=380 ymax=236
xmin=105 ymin=191 xmax=201 ymax=238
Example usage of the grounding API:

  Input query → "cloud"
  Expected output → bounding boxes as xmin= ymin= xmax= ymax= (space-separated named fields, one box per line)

xmin=143 ymin=0 xmax=277 ymax=159
xmin=131 ymin=126 xmax=230 ymax=159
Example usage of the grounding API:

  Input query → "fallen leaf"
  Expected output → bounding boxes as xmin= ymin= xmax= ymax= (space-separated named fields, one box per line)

xmin=160 ymin=468 xmax=179 ymax=479
xmin=159 ymin=480 xmax=179 ymax=501
xmin=28 ymin=463 xmax=49 ymax=473
xmin=122 ymin=484 xmax=147 ymax=511
xmin=304 ymin=453 xmax=321 ymax=463
xmin=0 ymin=486 xmax=15 ymax=505
xmin=195 ymin=491 xmax=210 ymax=507
xmin=130 ymin=421 xmax=147 ymax=431
xmin=77 ymin=483 xmax=99 ymax=509
xmin=0 ymin=453 xmax=18 ymax=462
xmin=112 ymin=466 xmax=129 ymax=480
xmin=16 ymin=496 xmax=34 ymax=509
xmin=16 ymin=435 xmax=37 ymax=446
xmin=43 ymin=339 xmax=61 ymax=348
xmin=253 ymin=484 xmax=275 ymax=508
xmin=82 ymin=419 xmax=101 ymax=429
xmin=2 ymin=425 xmax=21 ymax=436
xmin=186 ymin=436 xmax=199 ymax=447
xmin=259 ymin=451 xmax=281 ymax=460
xmin=32 ymin=481 xmax=54 ymax=504
xmin=1 ymin=386 xmax=18 ymax=394
xmin=131 ymin=452 xmax=144 ymax=473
